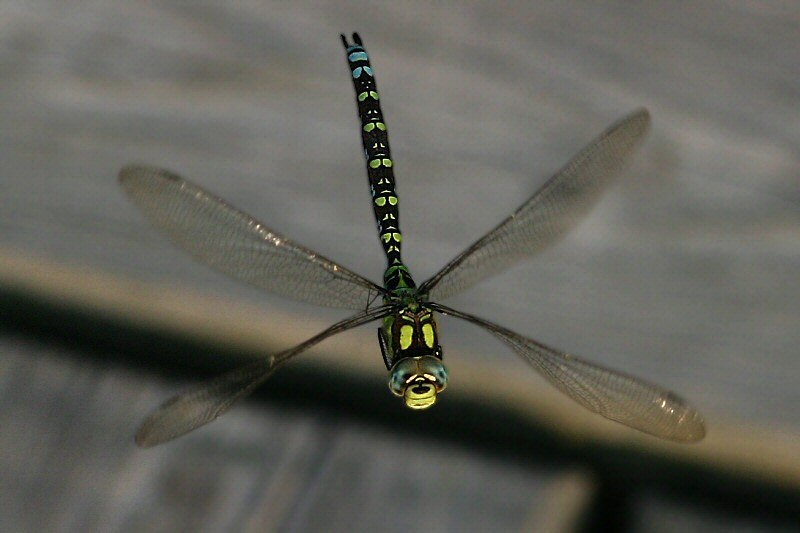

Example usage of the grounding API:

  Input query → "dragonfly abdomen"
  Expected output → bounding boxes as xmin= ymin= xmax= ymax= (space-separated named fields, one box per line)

xmin=342 ymin=33 xmax=416 ymax=293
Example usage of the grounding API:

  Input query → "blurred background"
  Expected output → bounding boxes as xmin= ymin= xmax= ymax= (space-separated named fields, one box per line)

xmin=1 ymin=1 xmax=798 ymax=532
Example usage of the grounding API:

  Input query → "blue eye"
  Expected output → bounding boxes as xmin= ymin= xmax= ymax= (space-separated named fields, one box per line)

xmin=388 ymin=358 xmax=418 ymax=396
xmin=416 ymin=356 xmax=448 ymax=390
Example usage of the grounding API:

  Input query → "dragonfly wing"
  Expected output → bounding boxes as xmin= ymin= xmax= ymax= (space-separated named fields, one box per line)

xmin=135 ymin=357 xmax=278 ymax=447
xmin=119 ymin=166 xmax=386 ymax=310
xmin=430 ymin=303 xmax=705 ymax=442
xmin=421 ymin=109 xmax=651 ymax=301
xmin=135 ymin=305 xmax=393 ymax=447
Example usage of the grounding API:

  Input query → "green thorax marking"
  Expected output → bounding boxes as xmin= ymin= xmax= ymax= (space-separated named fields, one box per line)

xmin=381 ymin=304 xmax=441 ymax=366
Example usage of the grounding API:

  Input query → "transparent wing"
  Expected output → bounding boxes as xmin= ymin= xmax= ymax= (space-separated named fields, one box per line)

xmin=135 ymin=305 xmax=393 ymax=447
xmin=430 ymin=303 xmax=705 ymax=442
xmin=420 ymin=109 xmax=651 ymax=301
xmin=119 ymin=166 xmax=386 ymax=310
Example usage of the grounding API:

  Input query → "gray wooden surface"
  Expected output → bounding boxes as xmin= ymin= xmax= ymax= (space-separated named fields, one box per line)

xmin=633 ymin=493 xmax=800 ymax=533
xmin=1 ymin=2 xmax=799 ymax=531
xmin=1 ymin=334 xmax=558 ymax=533
xmin=2 ymin=1 xmax=798 ymax=435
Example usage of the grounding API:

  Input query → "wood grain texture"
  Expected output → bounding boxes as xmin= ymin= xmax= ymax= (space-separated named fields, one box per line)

xmin=0 ymin=335 xmax=554 ymax=532
xmin=0 ymin=2 xmax=799 ymax=530
xmin=2 ymin=1 xmax=798 ymax=434
xmin=2 ymin=2 xmax=798 ymax=436
xmin=3 ymin=251 xmax=800 ymax=531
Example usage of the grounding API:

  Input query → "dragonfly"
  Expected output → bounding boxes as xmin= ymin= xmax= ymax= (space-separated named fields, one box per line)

xmin=121 ymin=33 xmax=705 ymax=447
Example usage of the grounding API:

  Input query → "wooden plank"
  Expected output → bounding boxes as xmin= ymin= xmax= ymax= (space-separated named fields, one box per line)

xmin=0 ymin=336 xmax=556 ymax=532
xmin=2 ymin=250 xmax=800 ymax=495
xmin=0 ymin=1 xmax=798 ymax=442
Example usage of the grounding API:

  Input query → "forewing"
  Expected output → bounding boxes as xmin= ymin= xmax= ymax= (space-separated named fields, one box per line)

xmin=421 ymin=109 xmax=651 ymax=301
xmin=431 ymin=303 xmax=705 ymax=442
xmin=119 ymin=166 xmax=386 ymax=310
xmin=135 ymin=305 xmax=393 ymax=447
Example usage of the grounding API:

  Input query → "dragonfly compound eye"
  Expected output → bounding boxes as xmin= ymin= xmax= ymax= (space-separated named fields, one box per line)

xmin=417 ymin=355 xmax=448 ymax=392
xmin=388 ymin=357 xmax=418 ymax=397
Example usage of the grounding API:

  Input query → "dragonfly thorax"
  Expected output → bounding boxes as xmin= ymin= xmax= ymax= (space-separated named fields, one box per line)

xmin=383 ymin=264 xmax=417 ymax=293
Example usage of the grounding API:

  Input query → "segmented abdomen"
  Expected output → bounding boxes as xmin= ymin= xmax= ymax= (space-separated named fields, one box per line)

xmin=342 ymin=34 xmax=415 ymax=292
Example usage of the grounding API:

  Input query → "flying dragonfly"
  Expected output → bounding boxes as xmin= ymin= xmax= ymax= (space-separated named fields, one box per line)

xmin=121 ymin=33 xmax=705 ymax=447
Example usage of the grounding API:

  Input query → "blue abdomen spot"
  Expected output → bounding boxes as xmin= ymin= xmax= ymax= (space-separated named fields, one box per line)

xmin=352 ymin=66 xmax=373 ymax=78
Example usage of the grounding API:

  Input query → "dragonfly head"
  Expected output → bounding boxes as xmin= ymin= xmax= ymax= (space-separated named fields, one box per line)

xmin=388 ymin=355 xmax=448 ymax=409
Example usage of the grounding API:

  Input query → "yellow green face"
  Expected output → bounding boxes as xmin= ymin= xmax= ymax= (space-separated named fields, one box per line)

xmin=388 ymin=356 xmax=448 ymax=409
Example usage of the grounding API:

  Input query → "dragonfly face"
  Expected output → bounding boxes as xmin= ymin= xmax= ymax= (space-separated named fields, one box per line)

xmin=381 ymin=304 xmax=448 ymax=409
xmin=388 ymin=355 xmax=448 ymax=409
